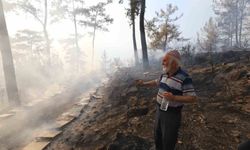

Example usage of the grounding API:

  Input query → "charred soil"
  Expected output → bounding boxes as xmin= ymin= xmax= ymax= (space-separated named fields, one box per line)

xmin=46 ymin=52 xmax=250 ymax=150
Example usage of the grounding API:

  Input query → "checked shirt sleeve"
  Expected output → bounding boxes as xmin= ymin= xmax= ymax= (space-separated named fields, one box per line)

xmin=182 ymin=77 xmax=196 ymax=96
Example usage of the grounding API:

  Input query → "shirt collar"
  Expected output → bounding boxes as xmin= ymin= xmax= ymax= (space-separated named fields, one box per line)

xmin=167 ymin=67 xmax=181 ymax=77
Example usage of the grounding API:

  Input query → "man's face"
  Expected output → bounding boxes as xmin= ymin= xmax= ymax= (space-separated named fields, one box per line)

xmin=162 ymin=55 xmax=172 ymax=73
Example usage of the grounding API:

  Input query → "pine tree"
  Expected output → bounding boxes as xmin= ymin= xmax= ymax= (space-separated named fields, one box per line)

xmin=197 ymin=18 xmax=219 ymax=72
xmin=146 ymin=4 xmax=182 ymax=51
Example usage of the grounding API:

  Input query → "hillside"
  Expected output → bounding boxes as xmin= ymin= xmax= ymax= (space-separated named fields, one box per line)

xmin=46 ymin=51 xmax=250 ymax=150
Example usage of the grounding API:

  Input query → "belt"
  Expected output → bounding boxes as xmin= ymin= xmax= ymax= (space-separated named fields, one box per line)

xmin=156 ymin=102 xmax=183 ymax=113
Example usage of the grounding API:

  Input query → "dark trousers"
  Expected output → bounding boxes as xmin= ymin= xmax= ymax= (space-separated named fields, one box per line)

xmin=238 ymin=140 xmax=250 ymax=150
xmin=154 ymin=104 xmax=181 ymax=150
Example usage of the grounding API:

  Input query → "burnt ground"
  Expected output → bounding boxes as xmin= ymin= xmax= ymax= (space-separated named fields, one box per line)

xmin=46 ymin=54 xmax=250 ymax=150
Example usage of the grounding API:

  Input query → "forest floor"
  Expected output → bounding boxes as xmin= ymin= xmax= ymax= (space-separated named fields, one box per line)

xmin=45 ymin=52 xmax=250 ymax=150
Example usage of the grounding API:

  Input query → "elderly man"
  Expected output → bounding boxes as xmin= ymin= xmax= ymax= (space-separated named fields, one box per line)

xmin=136 ymin=50 xmax=197 ymax=150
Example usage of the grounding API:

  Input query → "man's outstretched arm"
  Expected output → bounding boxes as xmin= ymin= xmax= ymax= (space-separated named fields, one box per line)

xmin=135 ymin=79 xmax=158 ymax=88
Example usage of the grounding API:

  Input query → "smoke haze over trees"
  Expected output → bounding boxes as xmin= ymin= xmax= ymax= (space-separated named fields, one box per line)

xmin=213 ymin=0 xmax=250 ymax=49
xmin=0 ymin=0 xmax=250 ymax=149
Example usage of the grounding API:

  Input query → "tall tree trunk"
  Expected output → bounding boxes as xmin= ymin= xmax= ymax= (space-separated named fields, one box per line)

xmin=73 ymin=14 xmax=80 ymax=71
xmin=239 ymin=15 xmax=243 ymax=48
xmin=230 ymin=23 xmax=233 ymax=47
xmin=0 ymin=0 xmax=20 ymax=106
xmin=235 ymin=0 xmax=239 ymax=47
xmin=103 ymin=50 xmax=107 ymax=74
xmin=139 ymin=0 xmax=149 ymax=70
xmin=238 ymin=0 xmax=245 ymax=48
xmin=44 ymin=0 xmax=50 ymax=66
xmin=91 ymin=26 xmax=96 ymax=68
xmin=235 ymin=17 xmax=239 ymax=47
xmin=132 ymin=17 xmax=139 ymax=65
xmin=163 ymin=33 xmax=168 ymax=52
xmin=73 ymin=0 xmax=80 ymax=72
xmin=43 ymin=28 xmax=50 ymax=65
xmin=209 ymin=45 xmax=214 ymax=73
xmin=91 ymin=12 xmax=98 ymax=68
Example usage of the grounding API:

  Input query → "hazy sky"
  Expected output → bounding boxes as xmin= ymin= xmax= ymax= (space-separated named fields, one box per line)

xmin=5 ymin=0 xmax=215 ymax=64
xmin=89 ymin=0 xmax=215 ymax=62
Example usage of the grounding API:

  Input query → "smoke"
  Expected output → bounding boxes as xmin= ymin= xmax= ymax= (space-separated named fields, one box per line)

xmin=0 ymin=68 xmax=105 ymax=149
xmin=0 ymin=37 xmax=107 ymax=149
xmin=0 ymin=1 xmax=148 ymax=149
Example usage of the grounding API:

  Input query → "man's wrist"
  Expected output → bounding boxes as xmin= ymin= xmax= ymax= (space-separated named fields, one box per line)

xmin=172 ymin=95 xmax=177 ymax=101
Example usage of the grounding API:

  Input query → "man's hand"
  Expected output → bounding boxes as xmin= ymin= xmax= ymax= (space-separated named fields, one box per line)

xmin=135 ymin=79 xmax=158 ymax=87
xmin=163 ymin=92 xmax=197 ymax=103
xmin=135 ymin=79 xmax=144 ymax=86
xmin=163 ymin=92 xmax=175 ymax=101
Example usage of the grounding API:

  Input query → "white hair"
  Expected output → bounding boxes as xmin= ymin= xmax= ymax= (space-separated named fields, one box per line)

xmin=168 ymin=55 xmax=182 ymax=67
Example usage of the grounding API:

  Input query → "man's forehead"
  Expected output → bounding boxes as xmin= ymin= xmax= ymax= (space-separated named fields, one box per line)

xmin=163 ymin=54 xmax=171 ymax=60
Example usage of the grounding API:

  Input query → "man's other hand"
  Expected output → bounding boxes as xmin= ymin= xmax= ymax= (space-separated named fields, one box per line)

xmin=163 ymin=92 xmax=175 ymax=101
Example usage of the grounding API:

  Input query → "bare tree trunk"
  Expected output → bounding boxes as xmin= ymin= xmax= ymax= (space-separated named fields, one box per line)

xmin=163 ymin=33 xmax=168 ymax=52
xmin=235 ymin=19 xmax=239 ymax=47
xmin=228 ymin=22 xmax=232 ymax=47
xmin=73 ymin=0 xmax=80 ymax=71
xmin=132 ymin=18 xmax=139 ymax=65
xmin=235 ymin=0 xmax=239 ymax=47
xmin=91 ymin=26 xmax=96 ymax=68
xmin=43 ymin=28 xmax=50 ymax=65
xmin=230 ymin=23 xmax=233 ymax=47
xmin=139 ymin=0 xmax=149 ymax=70
xmin=238 ymin=0 xmax=245 ymax=48
xmin=0 ymin=0 xmax=20 ymax=106
xmin=209 ymin=53 xmax=214 ymax=73
xmin=103 ymin=50 xmax=107 ymax=74
xmin=44 ymin=0 xmax=50 ymax=66
xmin=73 ymin=14 xmax=80 ymax=71
xmin=91 ymin=11 xmax=99 ymax=68
xmin=239 ymin=15 xmax=243 ymax=48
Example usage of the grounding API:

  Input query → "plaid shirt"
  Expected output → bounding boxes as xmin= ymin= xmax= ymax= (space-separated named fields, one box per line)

xmin=156 ymin=68 xmax=196 ymax=107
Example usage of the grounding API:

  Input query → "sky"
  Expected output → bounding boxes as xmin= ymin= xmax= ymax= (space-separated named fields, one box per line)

xmin=4 ymin=0 xmax=215 ymax=65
